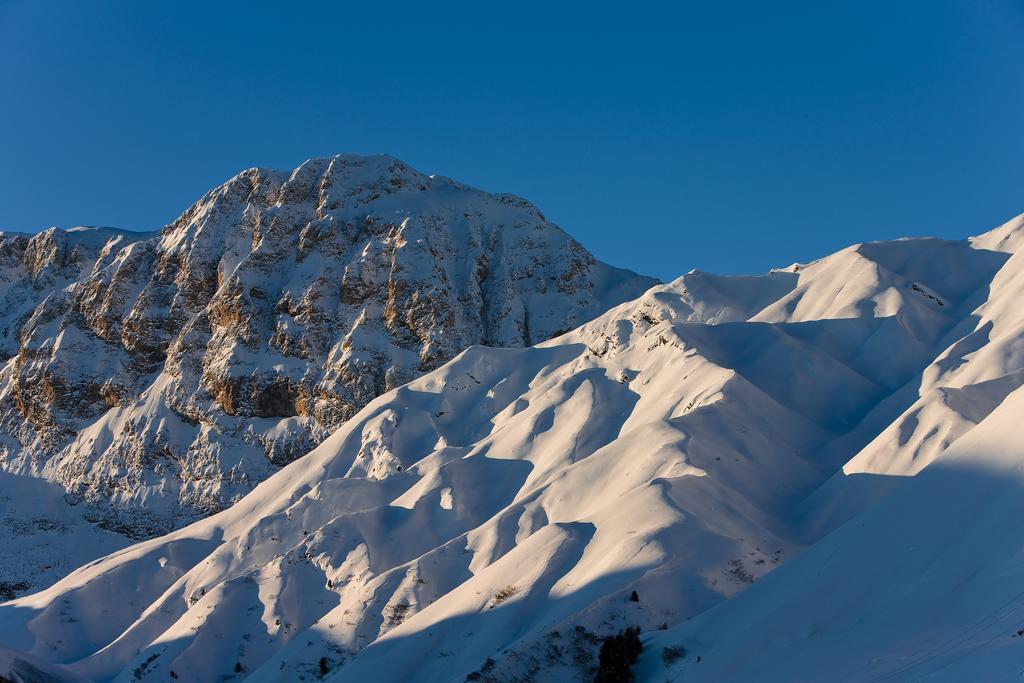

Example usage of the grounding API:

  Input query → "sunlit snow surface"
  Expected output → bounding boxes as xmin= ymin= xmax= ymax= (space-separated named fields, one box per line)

xmin=3 ymin=213 xmax=1024 ymax=682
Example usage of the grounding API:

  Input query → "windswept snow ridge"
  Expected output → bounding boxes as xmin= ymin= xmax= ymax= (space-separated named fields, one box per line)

xmin=4 ymin=210 xmax=1024 ymax=682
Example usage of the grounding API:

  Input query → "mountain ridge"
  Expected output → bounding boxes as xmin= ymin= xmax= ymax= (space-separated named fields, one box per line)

xmin=3 ymin=209 xmax=1021 ymax=681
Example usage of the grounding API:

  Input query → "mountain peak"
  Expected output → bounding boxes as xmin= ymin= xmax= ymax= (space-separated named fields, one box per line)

xmin=0 ymin=157 xmax=656 ymax=552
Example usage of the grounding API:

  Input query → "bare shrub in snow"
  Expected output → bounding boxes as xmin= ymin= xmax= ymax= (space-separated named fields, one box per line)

xmin=595 ymin=626 xmax=642 ymax=682
xmin=491 ymin=584 xmax=521 ymax=606
xmin=661 ymin=644 xmax=686 ymax=665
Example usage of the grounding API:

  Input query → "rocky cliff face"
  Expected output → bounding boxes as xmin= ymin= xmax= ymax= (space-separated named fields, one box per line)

xmin=0 ymin=154 xmax=656 ymax=537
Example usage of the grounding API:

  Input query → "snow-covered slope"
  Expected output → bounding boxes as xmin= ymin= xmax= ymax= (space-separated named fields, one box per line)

xmin=0 ymin=471 xmax=129 ymax=601
xmin=0 ymin=154 xmax=655 ymax=594
xmin=638 ymin=377 xmax=1024 ymax=682
xmin=0 ymin=646 xmax=89 ymax=683
xmin=4 ymin=212 xmax=1023 ymax=682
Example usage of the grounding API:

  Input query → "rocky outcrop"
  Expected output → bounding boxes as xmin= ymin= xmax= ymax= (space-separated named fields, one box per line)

xmin=0 ymin=154 xmax=656 ymax=536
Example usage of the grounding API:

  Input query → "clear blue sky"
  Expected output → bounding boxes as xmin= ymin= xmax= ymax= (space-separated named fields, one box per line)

xmin=2 ymin=1 xmax=1022 ymax=281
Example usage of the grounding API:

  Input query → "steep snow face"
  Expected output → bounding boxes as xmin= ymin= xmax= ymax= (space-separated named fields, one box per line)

xmin=0 ymin=154 xmax=656 ymax=546
xmin=4 ymin=214 xmax=1022 ymax=682
xmin=638 ymin=378 xmax=1024 ymax=683
xmin=798 ymin=214 xmax=1024 ymax=537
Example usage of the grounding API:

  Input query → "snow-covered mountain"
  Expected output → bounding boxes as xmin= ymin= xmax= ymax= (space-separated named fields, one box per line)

xmin=4 ymin=208 xmax=1022 ymax=682
xmin=0 ymin=154 xmax=655 ymax=591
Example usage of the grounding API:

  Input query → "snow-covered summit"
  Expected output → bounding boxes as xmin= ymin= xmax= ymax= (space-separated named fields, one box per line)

xmin=0 ymin=153 xmax=655 ymax=570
